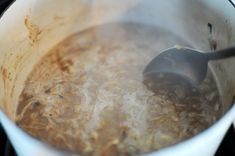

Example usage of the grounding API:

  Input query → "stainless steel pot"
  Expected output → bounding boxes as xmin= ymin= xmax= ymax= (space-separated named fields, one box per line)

xmin=1 ymin=0 xmax=235 ymax=156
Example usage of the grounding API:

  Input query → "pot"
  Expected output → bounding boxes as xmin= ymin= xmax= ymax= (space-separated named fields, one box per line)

xmin=1 ymin=0 xmax=235 ymax=156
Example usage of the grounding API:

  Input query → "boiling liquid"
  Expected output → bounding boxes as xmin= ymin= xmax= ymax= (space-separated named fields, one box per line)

xmin=16 ymin=23 xmax=222 ymax=156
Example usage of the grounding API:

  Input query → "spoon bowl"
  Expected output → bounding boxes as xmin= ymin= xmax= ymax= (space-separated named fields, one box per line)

xmin=143 ymin=46 xmax=235 ymax=86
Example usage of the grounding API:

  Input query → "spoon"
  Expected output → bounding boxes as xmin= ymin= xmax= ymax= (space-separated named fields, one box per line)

xmin=143 ymin=46 xmax=235 ymax=86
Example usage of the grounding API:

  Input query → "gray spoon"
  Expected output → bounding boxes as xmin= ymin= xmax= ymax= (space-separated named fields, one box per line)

xmin=143 ymin=46 xmax=235 ymax=86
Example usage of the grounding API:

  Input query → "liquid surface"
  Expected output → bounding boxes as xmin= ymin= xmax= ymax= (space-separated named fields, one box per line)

xmin=16 ymin=23 xmax=222 ymax=156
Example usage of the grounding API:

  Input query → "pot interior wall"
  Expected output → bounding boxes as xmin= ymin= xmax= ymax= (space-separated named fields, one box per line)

xmin=0 ymin=0 xmax=235 ymax=121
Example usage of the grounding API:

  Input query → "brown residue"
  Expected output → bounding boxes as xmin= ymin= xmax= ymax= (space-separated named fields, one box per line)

xmin=53 ymin=15 xmax=64 ymax=20
xmin=24 ymin=16 xmax=41 ymax=44
xmin=0 ymin=67 xmax=12 ymax=87
xmin=14 ymin=55 xmax=24 ymax=70
xmin=52 ymin=53 xmax=73 ymax=73
xmin=207 ymin=23 xmax=213 ymax=34
xmin=207 ymin=22 xmax=217 ymax=51
xmin=1 ymin=67 xmax=7 ymax=81
xmin=1 ymin=67 xmax=6 ymax=89
xmin=208 ymin=38 xmax=217 ymax=50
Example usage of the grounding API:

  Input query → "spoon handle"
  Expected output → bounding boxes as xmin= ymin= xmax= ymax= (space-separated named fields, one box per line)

xmin=205 ymin=47 xmax=235 ymax=60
